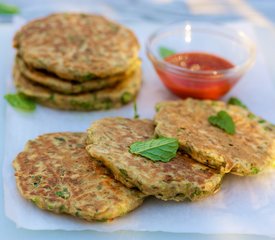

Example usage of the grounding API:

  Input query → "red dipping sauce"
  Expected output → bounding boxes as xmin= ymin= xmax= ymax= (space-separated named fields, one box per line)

xmin=156 ymin=52 xmax=238 ymax=99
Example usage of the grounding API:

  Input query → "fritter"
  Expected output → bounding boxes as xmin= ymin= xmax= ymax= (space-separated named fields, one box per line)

xmin=154 ymin=98 xmax=275 ymax=175
xmin=86 ymin=118 xmax=223 ymax=201
xmin=13 ymin=66 xmax=142 ymax=111
xmin=16 ymin=56 xmax=141 ymax=94
xmin=14 ymin=13 xmax=139 ymax=81
xmin=13 ymin=132 xmax=144 ymax=222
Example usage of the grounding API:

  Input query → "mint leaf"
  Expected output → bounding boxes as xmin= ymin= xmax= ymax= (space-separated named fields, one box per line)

xmin=0 ymin=3 xmax=20 ymax=14
xmin=4 ymin=93 xmax=36 ymax=112
xmin=228 ymin=97 xmax=247 ymax=109
xmin=159 ymin=47 xmax=176 ymax=59
xmin=129 ymin=137 xmax=179 ymax=162
xmin=208 ymin=111 xmax=236 ymax=134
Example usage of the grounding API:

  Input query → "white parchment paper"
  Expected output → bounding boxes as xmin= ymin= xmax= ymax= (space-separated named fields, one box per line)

xmin=3 ymin=20 xmax=275 ymax=235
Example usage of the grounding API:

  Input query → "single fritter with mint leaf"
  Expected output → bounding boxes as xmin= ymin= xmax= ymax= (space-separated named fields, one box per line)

xmin=86 ymin=118 xmax=223 ymax=201
xmin=13 ymin=132 xmax=144 ymax=221
xmin=154 ymin=98 xmax=275 ymax=175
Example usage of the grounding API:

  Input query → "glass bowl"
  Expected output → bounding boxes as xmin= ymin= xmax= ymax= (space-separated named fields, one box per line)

xmin=146 ymin=22 xmax=256 ymax=99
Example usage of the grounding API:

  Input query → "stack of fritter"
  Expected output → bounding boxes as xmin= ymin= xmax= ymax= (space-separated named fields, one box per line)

xmin=13 ymin=99 xmax=275 ymax=222
xmin=13 ymin=13 xmax=141 ymax=111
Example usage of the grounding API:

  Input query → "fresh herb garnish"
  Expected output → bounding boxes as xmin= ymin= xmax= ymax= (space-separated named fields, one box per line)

xmin=208 ymin=110 xmax=236 ymax=135
xmin=32 ymin=175 xmax=42 ymax=188
xmin=119 ymin=168 xmax=129 ymax=178
xmin=159 ymin=47 xmax=176 ymax=59
xmin=82 ymin=72 xmax=96 ymax=81
xmin=121 ymin=92 xmax=132 ymax=104
xmin=227 ymin=97 xmax=247 ymax=109
xmin=248 ymin=113 xmax=256 ymax=119
xmin=0 ymin=3 xmax=20 ymax=14
xmin=251 ymin=167 xmax=260 ymax=175
xmin=129 ymin=137 xmax=179 ymax=162
xmin=4 ymin=93 xmax=36 ymax=112
xmin=258 ymin=119 xmax=266 ymax=124
xmin=55 ymin=188 xmax=70 ymax=199
xmin=54 ymin=137 xmax=66 ymax=142
xmin=133 ymin=100 xmax=139 ymax=119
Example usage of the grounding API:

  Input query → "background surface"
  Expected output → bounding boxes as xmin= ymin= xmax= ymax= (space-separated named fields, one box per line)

xmin=1 ymin=1 xmax=275 ymax=239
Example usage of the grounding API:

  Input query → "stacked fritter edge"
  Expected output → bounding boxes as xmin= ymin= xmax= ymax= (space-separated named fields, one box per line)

xmin=13 ymin=99 xmax=275 ymax=222
xmin=13 ymin=13 xmax=141 ymax=111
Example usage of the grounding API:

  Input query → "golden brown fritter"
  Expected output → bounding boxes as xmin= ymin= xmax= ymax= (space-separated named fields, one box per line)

xmin=154 ymin=98 xmax=275 ymax=175
xmin=16 ymin=56 xmax=141 ymax=94
xmin=14 ymin=13 xmax=139 ymax=81
xmin=13 ymin=132 xmax=144 ymax=222
xmin=86 ymin=118 xmax=223 ymax=201
xmin=13 ymin=66 xmax=142 ymax=111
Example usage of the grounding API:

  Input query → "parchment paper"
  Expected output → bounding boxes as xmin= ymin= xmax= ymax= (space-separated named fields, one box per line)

xmin=3 ymin=19 xmax=275 ymax=235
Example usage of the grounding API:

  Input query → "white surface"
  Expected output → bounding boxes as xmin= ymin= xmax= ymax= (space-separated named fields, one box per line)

xmin=3 ymin=20 xmax=275 ymax=236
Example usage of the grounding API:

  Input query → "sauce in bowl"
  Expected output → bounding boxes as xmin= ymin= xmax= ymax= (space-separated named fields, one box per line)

xmin=165 ymin=52 xmax=234 ymax=71
xmin=156 ymin=52 xmax=238 ymax=99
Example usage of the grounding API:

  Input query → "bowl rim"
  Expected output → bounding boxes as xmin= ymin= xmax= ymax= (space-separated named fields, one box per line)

xmin=146 ymin=21 xmax=256 ymax=80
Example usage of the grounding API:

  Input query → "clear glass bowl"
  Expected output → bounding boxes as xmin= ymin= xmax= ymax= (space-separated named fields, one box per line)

xmin=146 ymin=21 xmax=256 ymax=99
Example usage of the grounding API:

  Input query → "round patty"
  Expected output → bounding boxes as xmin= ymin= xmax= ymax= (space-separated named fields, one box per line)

xmin=14 ymin=13 xmax=139 ymax=81
xmin=13 ymin=66 xmax=142 ymax=111
xmin=13 ymin=132 xmax=144 ymax=222
xmin=16 ymin=56 xmax=141 ymax=94
xmin=154 ymin=98 xmax=275 ymax=176
xmin=86 ymin=118 xmax=223 ymax=201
